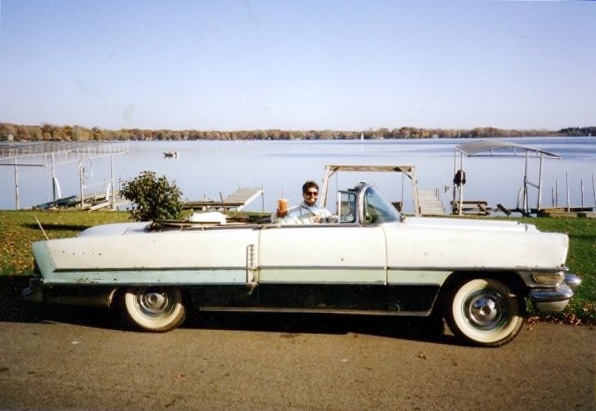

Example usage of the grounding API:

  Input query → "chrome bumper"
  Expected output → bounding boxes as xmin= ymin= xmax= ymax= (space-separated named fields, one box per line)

xmin=530 ymin=274 xmax=581 ymax=312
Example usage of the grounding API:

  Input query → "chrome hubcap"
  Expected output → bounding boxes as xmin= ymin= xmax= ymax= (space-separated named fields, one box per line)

xmin=136 ymin=289 xmax=170 ymax=316
xmin=466 ymin=291 xmax=506 ymax=330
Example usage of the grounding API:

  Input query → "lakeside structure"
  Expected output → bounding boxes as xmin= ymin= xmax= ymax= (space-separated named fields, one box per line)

xmin=0 ymin=141 xmax=128 ymax=210
xmin=453 ymin=140 xmax=559 ymax=216
xmin=0 ymin=138 xmax=594 ymax=217
xmin=450 ymin=140 xmax=595 ymax=217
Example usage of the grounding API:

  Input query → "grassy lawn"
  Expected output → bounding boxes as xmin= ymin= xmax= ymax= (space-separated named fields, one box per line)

xmin=0 ymin=210 xmax=594 ymax=322
xmin=0 ymin=210 xmax=130 ymax=275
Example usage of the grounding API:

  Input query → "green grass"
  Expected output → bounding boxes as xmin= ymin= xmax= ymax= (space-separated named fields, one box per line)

xmin=1 ymin=210 xmax=594 ymax=322
xmin=0 ymin=210 xmax=130 ymax=275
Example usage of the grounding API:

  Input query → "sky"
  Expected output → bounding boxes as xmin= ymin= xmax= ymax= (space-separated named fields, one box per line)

xmin=0 ymin=0 xmax=595 ymax=132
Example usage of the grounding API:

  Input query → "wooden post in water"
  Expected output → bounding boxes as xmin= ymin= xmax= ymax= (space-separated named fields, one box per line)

xmin=79 ymin=159 xmax=85 ymax=210
xmin=458 ymin=156 xmax=465 ymax=216
xmin=592 ymin=174 xmax=596 ymax=211
xmin=13 ymin=157 xmax=20 ymax=210
xmin=110 ymin=154 xmax=115 ymax=209
xmin=522 ymin=151 xmax=529 ymax=215
xmin=566 ymin=172 xmax=570 ymax=212
xmin=537 ymin=155 xmax=544 ymax=212
xmin=452 ymin=151 xmax=457 ymax=214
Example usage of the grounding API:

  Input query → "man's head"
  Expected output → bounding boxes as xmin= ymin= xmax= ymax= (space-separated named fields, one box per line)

xmin=302 ymin=180 xmax=319 ymax=206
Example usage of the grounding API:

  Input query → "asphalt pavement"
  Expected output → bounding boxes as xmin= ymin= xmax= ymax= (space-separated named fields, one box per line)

xmin=0 ymin=283 xmax=594 ymax=411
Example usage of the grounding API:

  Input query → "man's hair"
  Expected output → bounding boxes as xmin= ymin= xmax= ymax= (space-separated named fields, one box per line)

xmin=302 ymin=180 xmax=319 ymax=194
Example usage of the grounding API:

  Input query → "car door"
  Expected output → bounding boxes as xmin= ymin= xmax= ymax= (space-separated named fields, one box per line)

xmin=257 ymin=224 xmax=387 ymax=310
xmin=383 ymin=224 xmax=449 ymax=313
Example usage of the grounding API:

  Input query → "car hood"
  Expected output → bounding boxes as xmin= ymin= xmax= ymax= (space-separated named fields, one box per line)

xmin=402 ymin=217 xmax=538 ymax=233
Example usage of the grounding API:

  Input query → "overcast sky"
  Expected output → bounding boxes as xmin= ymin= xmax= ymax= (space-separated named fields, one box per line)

xmin=0 ymin=0 xmax=594 ymax=131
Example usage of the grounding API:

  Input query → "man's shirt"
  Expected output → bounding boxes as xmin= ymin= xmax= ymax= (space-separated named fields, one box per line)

xmin=273 ymin=201 xmax=333 ymax=224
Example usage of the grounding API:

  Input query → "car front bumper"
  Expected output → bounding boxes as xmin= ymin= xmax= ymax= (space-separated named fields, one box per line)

xmin=530 ymin=274 xmax=582 ymax=312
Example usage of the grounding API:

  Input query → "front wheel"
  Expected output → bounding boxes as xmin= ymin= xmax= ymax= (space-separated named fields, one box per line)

xmin=446 ymin=278 xmax=525 ymax=347
xmin=122 ymin=287 xmax=186 ymax=332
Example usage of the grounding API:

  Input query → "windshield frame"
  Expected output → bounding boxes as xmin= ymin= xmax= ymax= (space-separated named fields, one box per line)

xmin=359 ymin=184 xmax=401 ymax=225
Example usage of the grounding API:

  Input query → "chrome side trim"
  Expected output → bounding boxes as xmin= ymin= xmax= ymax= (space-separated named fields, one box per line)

xmin=199 ymin=306 xmax=432 ymax=317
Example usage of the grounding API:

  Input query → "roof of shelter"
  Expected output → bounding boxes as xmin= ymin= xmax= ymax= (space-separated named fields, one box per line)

xmin=455 ymin=139 xmax=560 ymax=159
xmin=0 ymin=141 xmax=128 ymax=166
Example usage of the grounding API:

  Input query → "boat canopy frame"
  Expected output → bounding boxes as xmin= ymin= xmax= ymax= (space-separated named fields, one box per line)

xmin=0 ymin=141 xmax=128 ymax=210
xmin=453 ymin=140 xmax=560 ymax=216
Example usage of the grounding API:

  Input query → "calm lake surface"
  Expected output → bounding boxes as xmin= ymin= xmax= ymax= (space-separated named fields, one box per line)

xmin=1 ymin=137 xmax=595 ymax=214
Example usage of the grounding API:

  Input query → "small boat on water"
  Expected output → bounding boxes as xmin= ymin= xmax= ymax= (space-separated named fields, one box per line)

xmin=163 ymin=151 xmax=178 ymax=158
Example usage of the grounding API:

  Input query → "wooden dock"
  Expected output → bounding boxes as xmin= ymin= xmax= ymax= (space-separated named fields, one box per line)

xmin=33 ymin=192 xmax=128 ymax=211
xmin=452 ymin=200 xmax=492 ymax=216
xmin=418 ymin=190 xmax=447 ymax=216
xmin=183 ymin=187 xmax=264 ymax=212
xmin=537 ymin=207 xmax=596 ymax=218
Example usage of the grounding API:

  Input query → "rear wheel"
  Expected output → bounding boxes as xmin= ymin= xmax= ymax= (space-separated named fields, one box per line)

xmin=446 ymin=278 xmax=524 ymax=347
xmin=122 ymin=287 xmax=186 ymax=332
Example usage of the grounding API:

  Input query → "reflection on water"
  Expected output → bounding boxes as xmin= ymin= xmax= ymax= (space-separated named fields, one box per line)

xmin=1 ymin=137 xmax=594 ymax=213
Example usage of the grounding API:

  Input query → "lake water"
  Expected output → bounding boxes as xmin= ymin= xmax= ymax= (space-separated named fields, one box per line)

xmin=1 ymin=137 xmax=595 ymax=214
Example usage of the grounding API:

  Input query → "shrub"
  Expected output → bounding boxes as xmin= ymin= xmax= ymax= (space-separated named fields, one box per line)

xmin=120 ymin=171 xmax=183 ymax=221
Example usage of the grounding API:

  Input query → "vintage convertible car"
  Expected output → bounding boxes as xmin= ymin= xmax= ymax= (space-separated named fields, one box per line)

xmin=26 ymin=171 xmax=580 ymax=347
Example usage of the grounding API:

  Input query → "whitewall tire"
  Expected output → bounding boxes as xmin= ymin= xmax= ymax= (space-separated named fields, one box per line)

xmin=122 ymin=287 xmax=186 ymax=332
xmin=446 ymin=278 xmax=524 ymax=347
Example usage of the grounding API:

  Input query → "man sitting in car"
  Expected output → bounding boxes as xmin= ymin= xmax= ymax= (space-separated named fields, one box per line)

xmin=272 ymin=180 xmax=336 ymax=224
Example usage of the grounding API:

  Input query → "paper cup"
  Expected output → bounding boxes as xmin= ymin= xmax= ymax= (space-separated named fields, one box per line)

xmin=277 ymin=198 xmax=289 ymax=216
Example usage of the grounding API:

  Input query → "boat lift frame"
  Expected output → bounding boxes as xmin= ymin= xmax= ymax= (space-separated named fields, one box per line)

xmin=453 ymin=140 xmax=560 ymax=216
xmin=0 ymin=141 xmax=128 ymax=210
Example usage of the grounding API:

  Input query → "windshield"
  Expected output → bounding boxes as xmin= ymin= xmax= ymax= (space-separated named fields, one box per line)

xmin=362 ymin=185 xmax=400 ymax=224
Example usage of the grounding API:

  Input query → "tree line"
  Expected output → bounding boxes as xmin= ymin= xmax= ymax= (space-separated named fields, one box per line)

xmin=0 ymin=122 xmax=592 ymax=142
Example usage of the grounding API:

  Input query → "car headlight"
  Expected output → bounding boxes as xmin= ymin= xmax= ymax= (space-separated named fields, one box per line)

xmin=531 ymin=271 xmax=565 ymax=286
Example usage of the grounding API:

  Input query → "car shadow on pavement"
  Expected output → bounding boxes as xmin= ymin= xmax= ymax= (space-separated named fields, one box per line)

xmin=0 ymin=275 xmax=117 ymax=329
xmin=0 ymin=275 xmax=39 ymax=323
xmin=185 ymin=311 xmax=458 ymax=345
xmin=0 ymin=276 xmax=456 ymax=345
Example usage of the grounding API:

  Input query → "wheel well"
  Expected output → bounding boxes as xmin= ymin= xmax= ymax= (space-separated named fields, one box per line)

xmin=433 ymin=271 xmax=527 ymax=316
xmin=107 ymin=288 xmax=121 ymax=308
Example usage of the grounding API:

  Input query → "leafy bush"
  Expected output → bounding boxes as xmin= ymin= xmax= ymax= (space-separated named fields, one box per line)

xmin=120 ymin=171 xmax=183 ymax=221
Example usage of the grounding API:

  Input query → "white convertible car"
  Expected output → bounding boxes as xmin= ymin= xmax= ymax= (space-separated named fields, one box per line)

xmin=26 ymin=167 xmax=580 ymax=347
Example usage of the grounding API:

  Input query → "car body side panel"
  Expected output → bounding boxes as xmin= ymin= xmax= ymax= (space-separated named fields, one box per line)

xmin=257 ymin=225 xmax=386 ymax=284
xmin=33 ymin=228 xmax=259 ymax=285
xmin=383 ymin=224 xmax=569 ymax=272
xmin=251 ymin=225 xmax=394 ymax=310
xmin=386 ymin=269 xmax=452 ymax=286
